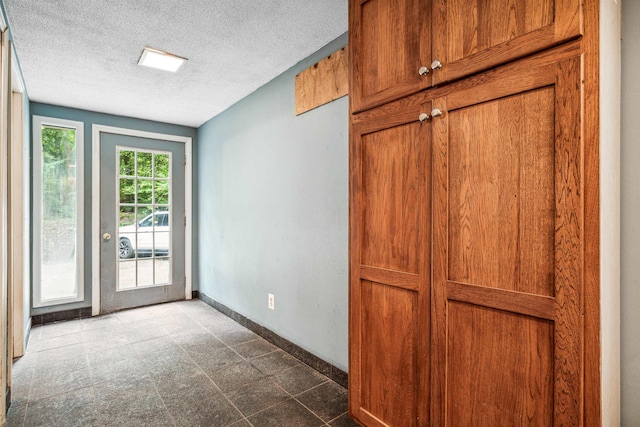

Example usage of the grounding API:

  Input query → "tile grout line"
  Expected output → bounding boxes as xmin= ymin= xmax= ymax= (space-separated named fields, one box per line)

xmin=149 ymin=377 xmax=179 ymax=427
xmin=169 ymin=327 xmax=249 ymax=426
xmin=16 ymin=301 xmax=349 ymax=427
xmin=235 ymin=378 xmax=326 ymax=424
xmin=180 ymin=300 xmax=343 ymax=424
xmin=177 ymin=305 xmax=313 ymax=424
xmin=282 ymin=380 xmax=335 ymax=425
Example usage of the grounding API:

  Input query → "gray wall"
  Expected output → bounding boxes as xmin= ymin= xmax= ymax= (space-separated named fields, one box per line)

xmin=197 ymin=33 xmax=349 ymax=370
xmin=621 ymin=1 xmax=640 ymax=424
xmin=29 ymin=102 xmax=198 ymax=315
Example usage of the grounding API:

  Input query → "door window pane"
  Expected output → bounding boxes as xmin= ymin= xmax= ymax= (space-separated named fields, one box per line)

xmin=154 ymin=153 xmax=170 ymax=178
xmin=154 ymin=180 xmax=169 ymax=204
xmin=116 ymin=148 xmax=172 ymax=290
xmin=119 ymin=178 xmax=135 ymax=203
xmin=137 ymin=152 xmax=153 ymax=177
xmin=119 ymin=150 xmax=135 ymax=176
xmin=137 ymin=179 xmax=153 ymax=204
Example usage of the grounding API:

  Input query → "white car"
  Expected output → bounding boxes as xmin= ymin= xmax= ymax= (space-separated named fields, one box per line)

xmin=119 ymin=211 xmax=170 ymax=259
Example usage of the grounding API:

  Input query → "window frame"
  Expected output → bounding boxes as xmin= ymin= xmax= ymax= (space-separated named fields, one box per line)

xmin=32 ymin=115 xmax=85 ymax=308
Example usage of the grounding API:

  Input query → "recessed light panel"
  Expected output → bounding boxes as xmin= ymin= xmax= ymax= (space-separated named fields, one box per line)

xmin=138 ymin=47 xmax=187 ymax=73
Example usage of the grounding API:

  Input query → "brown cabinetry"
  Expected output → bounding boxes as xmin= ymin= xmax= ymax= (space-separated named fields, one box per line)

xmin=430 ymin=45 xmax=584 ymax=426
xmin=349 ymin=0 xmax=432 ymax=113
xmin=349 ymin=0 xmax=612 ymax=426
xmin=350 ymin=100 xmax=432 ymax=426
xmin=350 ymin=0 xmax=583 ymax=112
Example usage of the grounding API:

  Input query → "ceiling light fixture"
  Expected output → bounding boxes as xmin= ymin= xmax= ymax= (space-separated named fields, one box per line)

xmin=138 ymin=47 xmax=188 ymax=73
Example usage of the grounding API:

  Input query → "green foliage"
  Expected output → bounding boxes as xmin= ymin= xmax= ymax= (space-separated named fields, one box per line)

xmin=118 ymin=150 xmax=170 ymax=215
xmin=42 ymin=126 xmax=76 ymax=219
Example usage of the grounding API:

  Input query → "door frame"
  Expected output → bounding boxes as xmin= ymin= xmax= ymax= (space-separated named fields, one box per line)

xmin=91 ymin=125 xmax=192 ymax=316
xmin=10 ymin=46 xmax=26 ymax=357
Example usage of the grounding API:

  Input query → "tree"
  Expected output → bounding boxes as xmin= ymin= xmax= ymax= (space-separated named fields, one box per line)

xmin=41 ymin=126 xmax=76 ymax=219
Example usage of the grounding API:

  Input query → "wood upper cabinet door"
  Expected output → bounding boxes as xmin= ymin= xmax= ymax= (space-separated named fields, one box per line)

xmin=431 ymin=0 xmax=582 ymax=85
xmin=349 ymin=0 xmax=432 ymax=113
xmin=431 ymin=44 xmax=584 ymax=426
xmin=349 ymin=100 xmax=432 ymax=427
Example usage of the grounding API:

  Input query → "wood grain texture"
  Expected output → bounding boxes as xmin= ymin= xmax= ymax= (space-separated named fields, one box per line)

xmin=348 ymin=0 xmax=601 ymax=425
xmin=552 ymin=55 xmax=583 ymax=427
xmin=431 ymin=52 xmax=585 ymax=426
xmin=446 ymin=302 xmax=554 ymax=427
xmin=447 ymin=282 xmax=556 ymax=320
xmin=351 ymin=40 xmax=581 ymax=127
xmin=361 ymin=123 xmax=421 ymax=273
xmin=360 ymin=266 xmax=419 ymax=291
xmin=447 ymin=87 xmax=556 ymax=297
xmin=294 ymin=47 xmax=348 ymax=115
xmin=350 ymin=100 xmax=432 ymax=427
xmin=350 ymin=0 xmax=431 ymax=113
xmin=430 ymin=94 xmax=449 ymax=427
xmin=582 ymin=0 xmax=602 ymax=424
xmin=361 ymin=280 xmax=418 ymax=425
xmin=432 ymin=0 xmax=583 ymax=85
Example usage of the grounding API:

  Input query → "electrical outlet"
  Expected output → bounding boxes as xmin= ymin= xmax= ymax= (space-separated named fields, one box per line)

xmin=268 ymin=293 xmax=275 ymax=310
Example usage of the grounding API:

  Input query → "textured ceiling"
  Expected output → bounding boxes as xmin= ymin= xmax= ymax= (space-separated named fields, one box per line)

xmin=2 ymin=0 xmax=347 ymax=127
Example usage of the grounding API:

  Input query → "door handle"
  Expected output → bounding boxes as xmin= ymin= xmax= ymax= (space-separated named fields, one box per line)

xmin=103 ymin=233 xmax=112 ymax=241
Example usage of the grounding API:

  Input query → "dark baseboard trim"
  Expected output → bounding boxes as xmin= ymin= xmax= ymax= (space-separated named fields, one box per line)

xmin=31 ymin=307 xmax=93 ymax=326
xmin=192 ymin=290 xmax=200 ymax=299
xmin=198 ymin=291 xmax=348 ymax=388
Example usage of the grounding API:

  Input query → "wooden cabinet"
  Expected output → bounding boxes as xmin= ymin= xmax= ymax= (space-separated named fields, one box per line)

xmin=349 ymin=0 xmax=432 ymax=113
xmin=349 ymin=0 xmax=615 ymax=426
xmin=430 ymin=45 xmax=584 ymax=426
xmin=349 ymin=100 xmax=432 ymax=427
xmin=431 ymin=0 xmax=582 ymax=85
xmin=350 ymin=0 xmax=583 ymax=112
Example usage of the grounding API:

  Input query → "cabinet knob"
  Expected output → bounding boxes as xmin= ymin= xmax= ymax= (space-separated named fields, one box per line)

xmin=431 ymin=60 xmax=442 ymax=70
xmin=431 ymin=108 xmax=443 ymax=117
xmin=418 ymin=112 xmax=430 ymax=122
xmin=418 ymin=66 xmax=430 ymax=76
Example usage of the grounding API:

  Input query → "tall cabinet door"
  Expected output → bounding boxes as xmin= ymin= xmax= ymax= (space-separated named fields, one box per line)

xmin=349 ymin=101 xmax=432 ymax=427
xmin=431 ymin=48 xmax=584 ymax=426
xmin=349 ymin=0 xmax=432 ymax=113
xmin=431 ymin=0 xmax=582 ymax=85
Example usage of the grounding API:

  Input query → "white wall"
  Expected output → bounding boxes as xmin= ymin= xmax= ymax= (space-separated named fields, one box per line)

xmin=621 ymin=0 xmax=640 ymax=424
xmin=600 ymin=0 xmax=621 ymax=424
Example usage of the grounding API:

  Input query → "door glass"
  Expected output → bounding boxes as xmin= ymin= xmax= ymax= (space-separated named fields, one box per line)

xmin=117 ymin=148 xmax=172 ymax=290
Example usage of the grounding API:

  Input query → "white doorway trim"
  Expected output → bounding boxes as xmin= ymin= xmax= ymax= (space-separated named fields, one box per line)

xmin=91 ymin=125 xmax=192 ymax=316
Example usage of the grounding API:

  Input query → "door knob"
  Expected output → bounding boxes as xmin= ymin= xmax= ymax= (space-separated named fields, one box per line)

xmin=419 ymin=112 xmax=430 ymax=122
xmin=431 ymin=108 xmax=443 ymax=117
xmin=418 ymin=66 xmax=430 ymax=76
xmin=431 ymin=60 xmax=442 ymax=70
xmin=103 ymin=233 xmax=111 ymax=241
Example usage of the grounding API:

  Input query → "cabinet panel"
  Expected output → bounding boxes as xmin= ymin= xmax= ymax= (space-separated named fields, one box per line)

xmin=350 ymin=0 xmax=431 ymax=113
xmin=432 ymin=53 xmax=583 ymax=426
xmin=361 ymin=280 xmax=418 ymax=425
xmin=447 ymin=87 xmax=556 ymax=296
xmin=432 ymin=0 xmax=582 ymax=85
xmin=350 ymin=101 xmax=432 ymax=427
xmin=447 ymin=302 xmax=554 ymax=426
xmin=361 ymin=124 xmax=420 ymax=273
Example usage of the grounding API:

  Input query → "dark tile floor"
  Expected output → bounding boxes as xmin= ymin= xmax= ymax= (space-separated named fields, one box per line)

xmin=3 ymin=300 xmax=359 ymax=427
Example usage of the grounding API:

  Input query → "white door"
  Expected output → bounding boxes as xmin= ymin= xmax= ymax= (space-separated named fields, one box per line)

xmin=99 ymin=132 xmax=186 ymax=313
